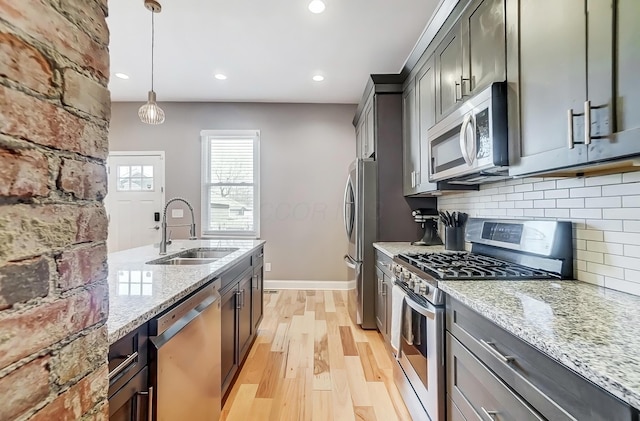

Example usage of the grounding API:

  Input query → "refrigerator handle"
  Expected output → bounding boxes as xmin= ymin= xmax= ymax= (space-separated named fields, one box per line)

xmin=343 ymin=254 xmax=357 ymax=269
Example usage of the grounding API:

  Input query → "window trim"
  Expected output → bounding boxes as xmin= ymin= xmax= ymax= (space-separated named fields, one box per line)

xmin=200 ymin=129 xmax=260 ymax=239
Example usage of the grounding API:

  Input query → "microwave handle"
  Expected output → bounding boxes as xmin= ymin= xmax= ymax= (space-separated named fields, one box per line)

xmin=459 ymin=113 xmax=474 ymax=166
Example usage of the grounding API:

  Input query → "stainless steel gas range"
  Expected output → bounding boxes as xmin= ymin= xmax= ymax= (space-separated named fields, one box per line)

xmin=391 ymin=218 xmax=573 ymax=421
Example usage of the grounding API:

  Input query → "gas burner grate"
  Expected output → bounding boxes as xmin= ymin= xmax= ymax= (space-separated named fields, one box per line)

xmin=398 ymin=252 xmax=559 ymax=280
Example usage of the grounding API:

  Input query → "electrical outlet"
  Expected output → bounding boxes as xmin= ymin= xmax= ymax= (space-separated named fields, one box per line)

xmin=171 ymin=209 xmax=184 ymax=218
xmin=265 ymin=263 xmax=271 ymax=272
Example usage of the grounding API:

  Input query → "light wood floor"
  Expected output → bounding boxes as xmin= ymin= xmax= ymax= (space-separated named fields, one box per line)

xmin=221 ymin=289 xmax=413 ymax=421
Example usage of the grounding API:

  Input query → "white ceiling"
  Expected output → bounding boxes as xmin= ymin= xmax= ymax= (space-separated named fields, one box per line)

xmin=107 ymin=0 xmax=440 ymax=103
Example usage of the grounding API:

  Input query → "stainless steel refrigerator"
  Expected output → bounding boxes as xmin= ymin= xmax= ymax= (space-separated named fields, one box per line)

xmin=343 ymin=157 xmax=435 ymax=329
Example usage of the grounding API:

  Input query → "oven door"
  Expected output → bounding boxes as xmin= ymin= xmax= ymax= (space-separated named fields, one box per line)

xmin=398 ymin=295 xmax=445 ymax=421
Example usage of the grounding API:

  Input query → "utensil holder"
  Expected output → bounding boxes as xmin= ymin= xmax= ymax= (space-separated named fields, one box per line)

xmin=445 ymin=227 xmax=465 ymax=251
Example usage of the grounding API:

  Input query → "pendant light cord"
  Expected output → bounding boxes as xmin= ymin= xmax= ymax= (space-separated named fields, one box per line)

xmin=151 ymin=9 xmax=155 ymax=92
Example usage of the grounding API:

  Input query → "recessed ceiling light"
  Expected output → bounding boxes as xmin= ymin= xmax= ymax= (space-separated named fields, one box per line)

xmin=308 ymin=0 xmax=325 ymax=14
xmin=312 ymin=75 xmax=325 ymax=82
xmin=114 ymin=73 xmax=130 ymax=80
xmin=214 ymin=73 xmax=227 ymax=80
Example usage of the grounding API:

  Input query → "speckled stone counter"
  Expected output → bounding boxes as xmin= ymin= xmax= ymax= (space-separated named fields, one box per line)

xmin=439 ymin=280 xmax=640 ymax=410
xmin=107 ymin=239 xmax=265 ymax=344
xmin=373 ymin=242 xmax=445 ymax=257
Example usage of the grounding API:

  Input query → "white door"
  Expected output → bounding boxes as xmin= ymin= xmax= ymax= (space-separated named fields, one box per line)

xmin=105 ymin=152 xmax=165 ymax=253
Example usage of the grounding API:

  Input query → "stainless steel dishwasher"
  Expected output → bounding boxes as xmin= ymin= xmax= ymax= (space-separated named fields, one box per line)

xmin=150 ymin=282 xmax=221 ymax=421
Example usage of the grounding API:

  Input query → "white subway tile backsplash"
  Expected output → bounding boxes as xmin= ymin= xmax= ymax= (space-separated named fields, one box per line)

xmin=436 ymin=172 xmax=640 ymax=297
xmin=623 ymin=171 xmax=640 ymax=183
xmin=585 ymin=197 xmax=622 ymax=208
xmin=570 ymin=186 xmax=602 ymax=198
xmin=622 ymin=196 xmax=640 ymax=207
xmin=544 ymin=189 xmax=569 ymax=199
xmin=602 ymin=182 xmax=640 ymax=196
xmin=556 ymin=198 xmax=584 ymax=208
xmin=606 ymin=277 xmax=640 ymax=296
xmin=523 ymin=208 xmax=544 ymax=217
xmin=571 ymin=208 xmax=602 ymax=219
xmin=585 ymin=219 xmax=623 ymax=232
xmin=523 ymin=191 xmax=544 ymax=200
xmin=585 ymin=173 xmax=622 ymax=186
xmin=498 ymin=185 xmax=515 ymax=194
xmin=556 ymin=178 xmax=585 ymax=189
xmin=534 ymin=199 xmax=556 ymax=208
xmin=623 ymin=221 xmax=640 ymax=232
xmin=515 ymin=200 xmax=534 ymax=209
xmin=586 ymin=262 xmax=624 ymax=279
xmin=603 ymin=208 xmax=640 ymax=220
xmin=514 ymin=183 xmax=533 ymax=193
xmin=534 ymin=180 xmax=556 ymax=191
xmin=603 ymin=231 xmax=640 ymax=246
xmin=587 ymin=241 xmax=623 ymax=255
xmin=545 ymin=209 xmax=570 ymax=218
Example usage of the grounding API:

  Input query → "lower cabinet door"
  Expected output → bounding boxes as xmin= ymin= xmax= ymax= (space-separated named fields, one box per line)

xmin=447 ymin=395 xmax=467 ymax=421
xmin=220 ymin=286 xmax=238 ymax=395
xmin=375 ymin=268 xmax=386 ymax=335
xmin=237 ymin=271 xmax=253 ymax=364
xmin=447 ymin=332 xmax=544 ymax=421
xmin=109 ymin=367 xmax=151 ymax=421
xmin=251 ymin=265 xmax=264 ymax=332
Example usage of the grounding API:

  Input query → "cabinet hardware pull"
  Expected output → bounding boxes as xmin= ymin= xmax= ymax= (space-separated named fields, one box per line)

xmin=137 ymin=386 xmax=154 ymax=421
xmin=481 ymin=407 xmax=498 ymax=420
xmin=382 ymin=282 xmax=387 ymax=296
xmin=584 ymin=100 xmax=592 ymax=145
xmin=108 ymin=352 xmax=139 ymax=380
xmin=236 ymin=291 xmax=242 ymax=309
xmin=454 ymin=81 xmax=462 ymax=102
xmin=567 ymin=108 xmax=575 ymax=149
xmin=480 ymin=339 xmax=515 ymax=363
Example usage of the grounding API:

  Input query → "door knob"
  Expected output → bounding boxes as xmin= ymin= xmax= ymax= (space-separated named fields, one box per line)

xmin=149 ymin=226 xmax=160 ymax=230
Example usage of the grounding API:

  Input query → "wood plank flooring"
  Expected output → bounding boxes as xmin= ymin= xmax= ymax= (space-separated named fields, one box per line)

xmin=222 ymin=289 xmax=413 ymax=421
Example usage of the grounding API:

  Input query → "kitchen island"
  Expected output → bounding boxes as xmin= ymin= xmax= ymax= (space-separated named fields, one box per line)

xmin=107 ymin=239 xmax=265 ymax=344
xmin=106 ymin=239 xmax=265 ymax=420
xmin=374 ymin=241 xmax=640 ymax=415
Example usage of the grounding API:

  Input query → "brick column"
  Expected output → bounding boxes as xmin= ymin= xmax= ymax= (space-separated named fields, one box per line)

xmin=0 ymin=0 xmax=111 ymax=419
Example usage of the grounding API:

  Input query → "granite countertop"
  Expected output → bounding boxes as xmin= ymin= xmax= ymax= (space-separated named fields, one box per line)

xmin=107 ymin=239 xmax=265 ymax=344
xmin=373 ymin=242 xmax=640 ymax=409
xmin=373 ymin=242 xmax=445 ymax=257
xmin=440 ymin=280 xmax=640 ymax=409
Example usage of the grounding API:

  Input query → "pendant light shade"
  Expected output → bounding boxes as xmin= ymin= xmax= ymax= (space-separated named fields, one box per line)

xmin=140 ymin=0 xmax=165 ymax=125
xmin=139 ymin=91 xmax=165 ymax=124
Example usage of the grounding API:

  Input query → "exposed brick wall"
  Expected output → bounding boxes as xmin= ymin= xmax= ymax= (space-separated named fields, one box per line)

xmin=0 ymin=0 xmax=110 ymax=419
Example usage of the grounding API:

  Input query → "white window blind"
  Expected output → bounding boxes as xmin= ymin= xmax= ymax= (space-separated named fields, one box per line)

xmin=200 ymin=130 xmax=260 ymax=238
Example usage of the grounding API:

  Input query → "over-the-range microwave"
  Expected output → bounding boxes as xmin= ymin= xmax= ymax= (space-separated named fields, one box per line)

xmin=427 ymin=82 xmax=509 ymax=184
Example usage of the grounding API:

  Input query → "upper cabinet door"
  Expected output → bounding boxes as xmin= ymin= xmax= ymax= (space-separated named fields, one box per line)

xmin=587 ymin=0 xmax=640 ymax=162
xmin=402 ymin=80 xmax=419 ymax=196
xmin=507 ymin=0 xmax=589 ymax=177
xmin=416 ymin=56 xmax=439 ymax=191
xmin=462 ymin=0 xmax=506 ymax=96
xmin=435 ymin=23 xmax=463 ymax=121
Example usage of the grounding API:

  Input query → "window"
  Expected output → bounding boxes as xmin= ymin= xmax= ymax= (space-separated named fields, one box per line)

xmin=200 ymin=130 xmax=260 ymax=238
xmin=116 ymin=165 xmax=154 ymax=191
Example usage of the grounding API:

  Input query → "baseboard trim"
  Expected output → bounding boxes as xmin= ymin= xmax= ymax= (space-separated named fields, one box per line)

xmin=264 ymin=280 xmax=356 ymax=291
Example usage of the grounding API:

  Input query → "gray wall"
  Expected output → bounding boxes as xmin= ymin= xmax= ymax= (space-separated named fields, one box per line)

xmin=109 ymin=102 xmax=356 ymax=282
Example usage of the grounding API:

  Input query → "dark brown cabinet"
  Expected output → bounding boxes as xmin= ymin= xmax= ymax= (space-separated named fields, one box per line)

xmin=508 ymin=0 xmax=640 ymax=177
xmin=461 ymin=0 xmax=505 ymax=96
xmin=375 ymin=267 xmax=387 ymax=336
xmin=220 ymin=285 xmax=238 ymax=395
xmin=109 ymin=367 xmax=151 ymax=421
xmin=435 ymin=23 xmax=464 ymax=120
xmin=237 ymin=272 xmax=253 ymax=364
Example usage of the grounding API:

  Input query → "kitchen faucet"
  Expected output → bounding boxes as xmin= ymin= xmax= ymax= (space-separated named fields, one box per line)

xmin=160 ymin=197 xmax=197 ymax=255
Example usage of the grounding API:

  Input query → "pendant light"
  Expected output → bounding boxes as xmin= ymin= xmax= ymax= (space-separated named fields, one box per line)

xmin=139 ymin=0 xmax=165 ymax=124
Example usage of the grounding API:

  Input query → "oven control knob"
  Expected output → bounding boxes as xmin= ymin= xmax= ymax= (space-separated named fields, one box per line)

xmin=419 ymin=284 xmax=429 ymax=295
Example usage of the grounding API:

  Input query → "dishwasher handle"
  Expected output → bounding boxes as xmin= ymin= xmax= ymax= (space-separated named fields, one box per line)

xmin=151 ymin=284 xmax=220 ymax=348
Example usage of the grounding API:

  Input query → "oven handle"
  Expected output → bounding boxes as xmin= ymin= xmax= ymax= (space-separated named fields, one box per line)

xmin=404 ymin=295 xmax=437 ymax=318
xmin=459 ymin=113 xmax=474 ymax=166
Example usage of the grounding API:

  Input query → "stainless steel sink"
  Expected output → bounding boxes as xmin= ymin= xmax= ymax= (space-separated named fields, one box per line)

xmin=147 ymin=247 xmax=239 ymax=265
xmin=159 ymin=258 xmax=218 ymax=265
xmin=178 ymin=248 xmax=238 ymax=259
